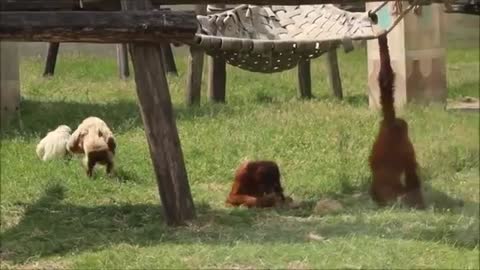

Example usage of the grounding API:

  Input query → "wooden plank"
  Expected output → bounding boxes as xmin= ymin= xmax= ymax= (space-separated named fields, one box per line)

xmin=0 ymin=11 xmax=197 ymax=43
xmin=0 ymin=0 xmax=442 ymax=11
xmin=0 ymin=0 xmax=74 ymax=11
xmin=116 ymin=44 xmax=130 ymax=79
xmin=185 ymin=5 xmax=206 ymax=106
xmin=43 ymin=42 xmax=60 ymax=77
xmin=125 ymin=0 xmax=196 ymax=226
xmin=325 ymin=49 xmax=343 ymax=99
xmin=297 ymin=59 xmax=313 ymax=99
xmin=161 ymin=43 xmax=178 ymax=76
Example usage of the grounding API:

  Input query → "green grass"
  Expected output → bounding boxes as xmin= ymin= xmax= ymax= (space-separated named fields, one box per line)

xmin=1 ymin=45 xmax=479 ymax=269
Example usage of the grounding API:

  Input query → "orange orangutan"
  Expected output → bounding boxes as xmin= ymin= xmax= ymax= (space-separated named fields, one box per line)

xmin=369 ymin=33 xmax=425 ymax=209
xmin=226 ymin=160 xmax=286 ymax=208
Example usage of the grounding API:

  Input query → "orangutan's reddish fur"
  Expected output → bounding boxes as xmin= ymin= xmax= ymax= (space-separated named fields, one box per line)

xmin=369 ymin=34 xmax=425 ymax=209
xmin=226 ymin=160 xmax=286 ymax=208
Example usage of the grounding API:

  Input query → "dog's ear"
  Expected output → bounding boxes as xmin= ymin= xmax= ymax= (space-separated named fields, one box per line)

xmin=67 ymin=129 xmax=87 ymax=154
xmin=107 ymin=136 xmax=116 ymax=154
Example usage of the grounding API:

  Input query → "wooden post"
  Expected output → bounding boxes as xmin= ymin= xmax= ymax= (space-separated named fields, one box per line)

xmin=297 ymin=59 xmax=313 ymax=99
xmin=43 ymin=42 xmax=60 ymax=77
xmin=208 ymin=55 xmax=226 ymax=103
xmin=207 ymin=4 xmax=227 ymax=103
xmin=1 ymin=42 xmax=20 ymax=128
xmin=366 ymin=2 xmax=447 ymax=107
xmin=325 ymin=49 xmax=343 ymax=99
xmin=161 ymin=43 xmax=178 ymax=76
xmin=116 ymin=44 xmax=130 ymax=80
xmin=186 ymin=5 xmax=206 ymax=106
xmin=156 ymin=4 xmax=177 ymax=76
xmin=186 ymin=45 xmax=205 ymax=106
xmin=124 ymin=0 xmax=196 ymax=226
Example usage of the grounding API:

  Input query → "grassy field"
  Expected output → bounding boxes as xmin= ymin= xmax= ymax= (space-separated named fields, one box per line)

xmin=1 ymin=43 xmax=479 ymax=269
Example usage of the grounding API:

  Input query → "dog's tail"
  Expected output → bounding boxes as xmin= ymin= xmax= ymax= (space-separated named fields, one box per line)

xmin=377 ymin=33 xmax=396 ymax=124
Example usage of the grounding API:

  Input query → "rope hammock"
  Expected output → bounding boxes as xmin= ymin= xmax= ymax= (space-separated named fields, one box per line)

xmin=194 ymin=2 xmax=418 ymax=73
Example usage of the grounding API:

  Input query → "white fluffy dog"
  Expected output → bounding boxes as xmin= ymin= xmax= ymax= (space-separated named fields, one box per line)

xmin=67 ymin=116 xmax=116 ymax=177
xmin=36 ymin=125 xmax=72 ymax=161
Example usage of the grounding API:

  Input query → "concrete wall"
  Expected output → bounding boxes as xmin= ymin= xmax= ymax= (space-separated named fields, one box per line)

xmin=1 ymin=42 xmax=21 ymax=128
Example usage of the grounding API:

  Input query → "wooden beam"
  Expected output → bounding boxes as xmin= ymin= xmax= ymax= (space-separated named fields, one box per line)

xmin=325 ymin=49 xmax=343 ymax=99
xmin=1 ymin=0 xmax=74 ymax=11
xmin=0 ymin=11 xmax=197 ymax=44
xmin=161 ymin=44 xmax=178 ymax=76
xmin=0 ymin=0 xmax=441 ymax=11
xmin=116 ymin=44 xmax=130 ymax=79
xmin=125 ymin=0 xmax=196 ymax=226
xmin=186 ymin=5 xmax=207 ymax=106
xmin=298 ymin=59 xmax=313 ymax=99
xmin=43 ymin=42 xmax=60 ymax=77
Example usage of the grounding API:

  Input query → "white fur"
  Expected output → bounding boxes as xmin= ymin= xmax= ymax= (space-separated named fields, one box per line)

xmin=36 ymin=125 xmax=72 ymax=161
xmin=67 ymin=116 xmax=115 ymax=154
xmin=67 ymin=117 xmax=116 ymax=176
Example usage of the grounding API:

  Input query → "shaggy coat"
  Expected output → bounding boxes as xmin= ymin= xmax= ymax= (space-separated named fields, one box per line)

xmin=67 ymin=117 xmax=116 ymax=177
xmin=369 ymin=34 xmax=425 ymax=209
xmin=36 ymin=125 xmax=72 ymax=161
xmin=226 ymin=160 xmax=286 ymax=208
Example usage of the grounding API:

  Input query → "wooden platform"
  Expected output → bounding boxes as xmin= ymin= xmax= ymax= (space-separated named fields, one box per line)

xmin=446 ymin=97 xmax=480 ymax=112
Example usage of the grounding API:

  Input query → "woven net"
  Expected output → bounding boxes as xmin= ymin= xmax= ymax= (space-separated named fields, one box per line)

xmin=194 ymin=5 xmax=382 ymax=73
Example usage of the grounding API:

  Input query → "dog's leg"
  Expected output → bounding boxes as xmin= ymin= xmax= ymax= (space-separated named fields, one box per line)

xmin=106 ymin=160 xmax=114 ymax=176
xmin=87 ymin=158 xmax=95 ymax=177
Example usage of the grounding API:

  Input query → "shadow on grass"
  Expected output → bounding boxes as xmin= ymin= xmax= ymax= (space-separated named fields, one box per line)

xmin=307 ymin=94 xmax=369 ymax=107
xmin=424 ymin=184 xmax=468 ymax=212
xmin=1 ymin=184 xmax=478 ymax=264
xmin=343 ymin=94 xmax=369 ymax=107
xmin=112 ymin=168 xmax=143 ymax=184
xmin=1 ymin=99 xmax=238 ymax=140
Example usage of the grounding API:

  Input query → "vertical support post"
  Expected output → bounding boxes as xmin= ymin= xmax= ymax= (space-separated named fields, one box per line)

xmin=123 ymin=0 xmax=196 ymax=226
xmin=207 ymin=4 xmax=227 ymax=103
xmin=208 ymin=56 xmax=226 ymax=103
xmin=43 ymin=42 xmax=60 ymax=77
xmin=366 ymin=2 xmax=447 ymax=108
xmin=1 ymin=42 xmax=21 ymax=128
xmin=161 ymin=43 xmax=178 ymax=76
xmin=297 ymin=59 xmax=313 ymax=99
xmin=186 ymin=46 xmax=205 ymax=106
xmin=116 ymin=44 xmax=130 ymax=80
xmin=325 ymin=49 xmax=343 ymax=99
xmin=186 ymin=4 xmax=207 ymax=106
